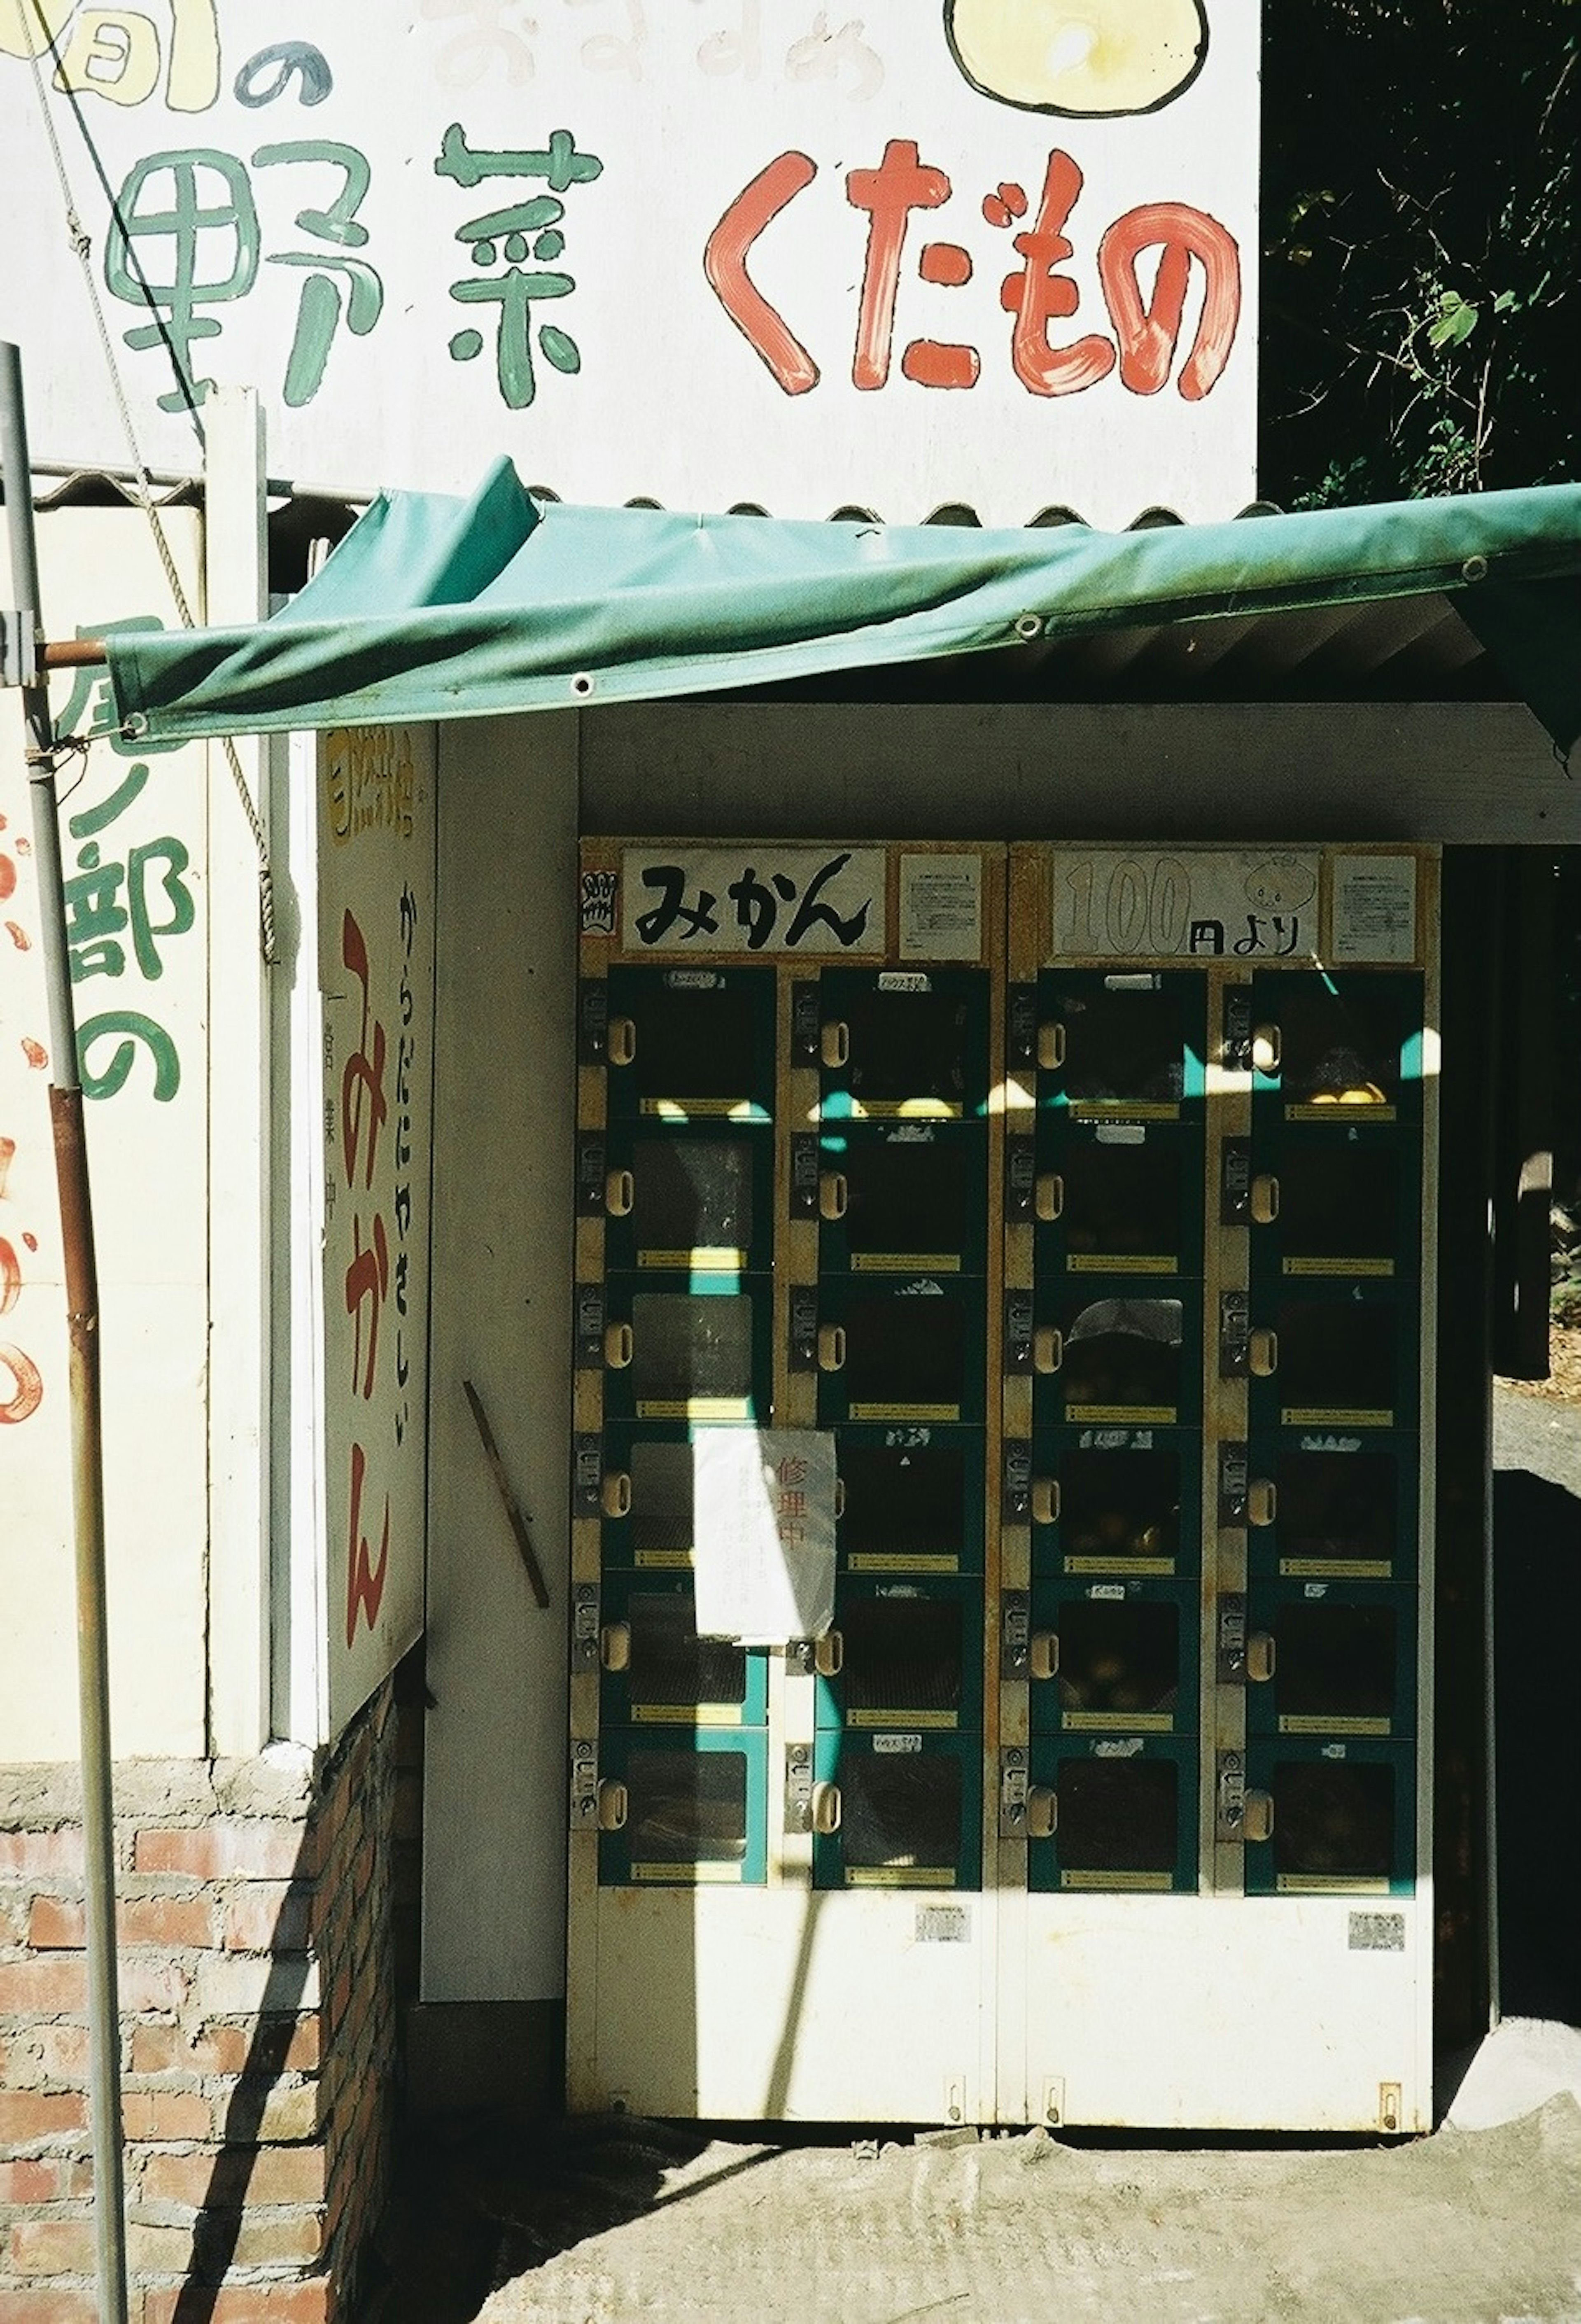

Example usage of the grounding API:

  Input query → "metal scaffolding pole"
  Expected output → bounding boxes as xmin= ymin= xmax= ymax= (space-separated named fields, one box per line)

xmin=0 ymin=341 xmax=128 ymax=2324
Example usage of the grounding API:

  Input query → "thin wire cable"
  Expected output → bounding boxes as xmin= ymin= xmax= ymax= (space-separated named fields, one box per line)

xmin=12 ymin=0 xmax=277 ymax=962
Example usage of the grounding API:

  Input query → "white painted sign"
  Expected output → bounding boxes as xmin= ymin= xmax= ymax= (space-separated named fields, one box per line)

xmin=692 ymin=1427 xmax=836 ymax=1645
xmin=319 ymin=723 xmax=436 ymax=1734
xmin=1051 ymin=849 xmax=1322 ymax=961
xmin=0 ymin=0 xmax=1258 ymax=525
xmin=0 ymin=509 xmax=209 ymax=1757
xmin=619 ymin=845 xmax=887 ymax=954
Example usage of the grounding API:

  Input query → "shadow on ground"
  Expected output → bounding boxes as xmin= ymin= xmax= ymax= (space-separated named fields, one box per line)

xmin=359 ymin=2112 xmax=783 ymax=2322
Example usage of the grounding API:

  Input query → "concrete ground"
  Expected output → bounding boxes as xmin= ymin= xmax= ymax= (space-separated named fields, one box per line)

xmin=364 ymin=2023 xmax=1581 ymax=2324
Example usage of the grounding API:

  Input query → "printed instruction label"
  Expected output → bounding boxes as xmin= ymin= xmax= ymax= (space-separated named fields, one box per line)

xmin=900 ymin=854 xmax=982 ymax=962
xmin=1331 ymin=855 xmax=1418 ymax=963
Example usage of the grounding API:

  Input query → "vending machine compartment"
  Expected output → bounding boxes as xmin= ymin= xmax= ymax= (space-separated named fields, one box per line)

xmin=814 ymin=1126 xmax=985 ymax=1274
xmin=1029 ymin=1429 xmax=1195 ymax=1577
xmin=597 ymin=1728 xmax=770 ymax=1888
xmin=597 ymin=1570 xmax=769 ymax=1729
xmin=597 ymin=1125 xmax=775 ymax=1274
xmin=1245 ymin=1283 xmax=1413 ymax=1431
xmin=1028 ymin=1579 xmax=1197 ymax=1734
xmin=1249 ymin=970 xmax=1423 ymax=1123
xmin=1023 ymin=1118 xmax=1201 ymax=1277
xmin=815 ymin=1277 xmax=980 ymax=1424
xmin=1245 ymin=1436 xmax=1415 ymax=1584
xmin=817 ymin=969 xmax=989 ymax=1120
xmin=600 ymin=1274 xmax=771 ymax=1423
xmin=811 ymin=1732 xmax=982 ymax=1891
xmin=836 ymin=1428 xmax=983 ymax=1575
xmin=1037 ymin=970 xmax=1206 ymax=1122
xmin=1031 ymin=1283 xmax=1198 ymax=1428
xmin=605 ymin=965 xmax=776 ymax=1119
xmin=813 ymin=1578 xmax=982 ymax=1732
xmin=1026 ymin=1737 xmax=1197 ymax=1893
xmin=1245 ymin=1131 xmax=1415 ymax=1279
xmin=1242 ymin=1582 xmax=1415 ymax=1740
xmin=1243 ymin=1741 xmax=1415 ymax=1897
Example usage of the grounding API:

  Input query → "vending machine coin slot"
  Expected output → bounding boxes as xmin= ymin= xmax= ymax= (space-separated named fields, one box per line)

xmin=1221 ymin=1137 xmax=1252 ymax=1226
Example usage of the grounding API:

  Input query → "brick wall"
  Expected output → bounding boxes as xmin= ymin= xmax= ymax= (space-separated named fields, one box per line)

xmin=0 ymin=1668 xmax=419 ymax=2324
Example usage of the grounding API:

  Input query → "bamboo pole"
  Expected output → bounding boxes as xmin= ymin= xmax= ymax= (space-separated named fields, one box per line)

xmin=1 ymin=341 xmax=128 ymax=2324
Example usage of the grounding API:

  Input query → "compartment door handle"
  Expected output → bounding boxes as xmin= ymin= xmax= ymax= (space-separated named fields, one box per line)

xmin=1249 ymin=1328 xmax=1278 ymax=1377
xmin=817 ymin=1323 xmax=846 ymax=1373
xmin=1031 ymin=1477 xmax=1061 ymax=1527
xmin=606 ymin=1168 xmax=635 ymax=1218
xmin=1246 ymin=1632 xmax=1276 ymax=1683
xmin=597 ymin=1779 xmax=628 ymax=1832
xmin=1026 ymin=1786 xmax=1057 ymax=1840
xmin=1035 ymin=1173 xmax=1064 ymax=1223
xmin=821 ymin=1021 xmax=850 ymax=1069
xmin=819 ymin=1172 xmax=849 ymax=1221
xmin=600 ymin=1622 xmax=632 ymax=1673
xmin=601 ymin=1471 xmax=632 ymax=1520
xmin=811 ymin=1781 xmax=842 ymax=1835
xmin=814 ymin=1630 xmax=844 ymax=1678
xmin=1247 ymin=1479 xmax=1276 ymax=1528
xmin=1037 ymin=1022 xmax=1066 ymax=1072
xmin=1251 ymin=1024 xmax=1281 ymax=1076
xmin=604 ymin=1321 xmax=634 ymax=1370
xmin=1033 ymin=1326 xmax=1063 ymax=1375
xmin=1029 ymin=1631 xmax=1059 ymax=1681
xmin=1250 ymin=1174 xmax=1280 ymax=1226
xmin=607 ymin=1016 xmax=636 ymax=1067
xmin=1243 ymin=1790 xmax=1274 ymax=1843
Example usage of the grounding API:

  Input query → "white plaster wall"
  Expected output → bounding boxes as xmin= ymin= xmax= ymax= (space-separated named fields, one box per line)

xmin=422 ymin=712 xmax=578 ymax=2001
xmin=0 ymin=508 xmax=212 ymax=1760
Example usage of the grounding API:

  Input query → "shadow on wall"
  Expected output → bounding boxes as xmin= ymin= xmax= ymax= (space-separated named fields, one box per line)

xmin=1493 ymin=1467 xmax=1581 ymax=2025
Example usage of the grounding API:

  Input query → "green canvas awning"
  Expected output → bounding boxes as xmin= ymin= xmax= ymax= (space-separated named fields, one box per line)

xmin=102 ymin=459 xmax=1581 ymax=753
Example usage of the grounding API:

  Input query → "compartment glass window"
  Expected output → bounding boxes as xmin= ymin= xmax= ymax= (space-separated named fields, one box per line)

xmin=1057 ymin=1602 xmax=1180 ymax=1721
xmin=628 ymin=1440 xmax=695 ymax=1558
xmin=839 ymin=1141 xmax=970 ymax=1260
xmin=1275 ymin=985 xmax=1402 ymax=1107
xmin=1057 ymin=1759 xmax=1178 ymax=1875
xmin=1276 ymin=1300 xmax=1397 ymax=1414
xmin=626 ymin=1749 xmax=749 ymax=1864
xmin=841 ymin=992 xmax=970 ymax=1108
xmin=1063 ymin=1299 xmax=1183 ymax=1411
xmin=1060 ymin=989 xmax=1185 ymax=1108
xmin=1060 ymin=1450 xmax=1181 ymax=1564
xmin=631 ymin=1139 xmax=755 ymax=1261
xmin=841 ymin=1755 xmax=963 ymax=1874
xmin=628 ymin=1594 xmax=747 ymax=1711
xmin=632 ymin=987 xmax=760 ymax=1105
xmin=1059 ymin=1139 xmax=1183 ymax=1264
xmin=846 ymin=1295 xmax=967 ymax=1409
xmin=1271 ymin=1760 xmax=1394 ymax=1883
xmin=631 ymin=1294 xmax=755 ymax=1405
xmin=1274 ymin=1149 xmax=1397 ymax=1263
xmin=1276 ymin=1453 xmax=1395 ymax=1568
xmin=839 ymin=1598 xmax=963 ymax=1718
xmin=1272 ymin=1603 xmax=1397 ymax=1725
xmin=840 ymin=1445 xmax=967 ymax=1565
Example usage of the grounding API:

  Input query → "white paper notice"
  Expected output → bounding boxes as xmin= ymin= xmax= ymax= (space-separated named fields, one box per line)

xmin=1331 ymin=856 xmax=1418 ymax=964
xmin=900 ymin=856 xmax=982 ymax=961
xmin=692 ymin=1431 xmax=837 ymax=1646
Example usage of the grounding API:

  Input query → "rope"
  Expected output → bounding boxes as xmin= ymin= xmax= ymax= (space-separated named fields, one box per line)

xmin=12 ymin=0 xmax=277 ymax=964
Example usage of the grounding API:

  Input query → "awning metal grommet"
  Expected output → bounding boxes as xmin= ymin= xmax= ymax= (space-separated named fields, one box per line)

xmin=1013 ymin=613 xmax=1045 ymax=641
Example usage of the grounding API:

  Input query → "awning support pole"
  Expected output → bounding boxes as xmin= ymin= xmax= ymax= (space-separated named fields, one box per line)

xmin=0 ymin=341 xmax=128 ymax=2324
